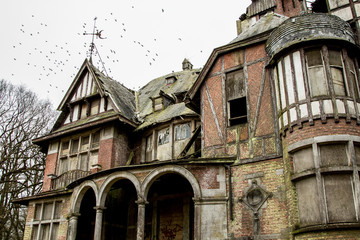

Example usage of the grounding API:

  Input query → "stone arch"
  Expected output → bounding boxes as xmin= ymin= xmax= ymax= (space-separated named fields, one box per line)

xmin=98 ymin=171 xmax=142 ymax=206
xmin=71 ymin=180 xmax=99 ymax=213
xmin=141 ymin=165 xmax=202 ymax=201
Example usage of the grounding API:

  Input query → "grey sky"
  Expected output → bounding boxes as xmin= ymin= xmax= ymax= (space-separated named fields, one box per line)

xmin=1 ymin=0 xmax=251 ymax=108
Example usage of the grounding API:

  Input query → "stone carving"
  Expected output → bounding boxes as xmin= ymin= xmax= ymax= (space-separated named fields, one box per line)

xmin=239 ymin=180 xmax=272 ymax=236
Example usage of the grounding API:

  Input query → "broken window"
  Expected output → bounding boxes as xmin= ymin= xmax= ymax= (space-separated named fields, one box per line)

xmin=348 ymin=59 xmax=360 ymax=99
xmin=80 ymin=136 xmax=89 ymax=151
xmin=226 ymin=69 xmax=247 ymax=126
xmin=305 ymin=48 xmax=328 ymax=96
xmin=329 ymin=49 xmax=347 ymax=96
xmin=153 ymin=97 xmax=163 ymax=112
xmin=305 ymin=47 xmax=356 ymax=98
xmin=146 ymin=134 xmax=153 ymax=161
xmin=90 ymin=98 xmax=100 ymax=115
xmin=59 ymin=157 xmax=68 ymax=175
xmin=70 ymin=139 xmax=79 ymax=154
xmin=307 ymin=0 xmax=328 ymax=13
xmin=91 ymin=131 xmax=100 ymax=149
xmin=175 ymin=123 xmax=191 ymax=141
xmin=292 ymin=141 xmax=360 ymax=227
xmin=158 ymin=128 xmax=170 ymax=145
xmin=57 ymin=131 xmax=100 ymax=175
xmin=60 ymin=141 xmax=69 ymax=156
xmin=31 ymin=201 xmax=62 ymax=240
xmin=80 ymin=103 xmax=87 ymax=119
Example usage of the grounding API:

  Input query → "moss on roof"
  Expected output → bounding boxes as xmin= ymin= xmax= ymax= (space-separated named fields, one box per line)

xmin=138 ymin=68 xmax=200 ymax=120
xmin=89 ymin=64 xmax=136 ymax=122
xmin=230 ymin=13 xmax=288 ymax=44
xmin=53 ymin=110 xmax=119 ymax=133
xmin=136 ymin=102 xmax=197 ymax=131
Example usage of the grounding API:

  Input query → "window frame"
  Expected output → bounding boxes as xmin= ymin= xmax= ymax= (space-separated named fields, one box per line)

xmin=225 ymin=68 xmax=247 ymax=126
xmin=290 ymin=138 xmax=360 ymax=228
xmin=57 ymin=130 xmax=100 ymax=175
xmin=31 ymin=200 xmax=63 ymax=240
xmin=304 ymin=46 xmax=358 ymax=99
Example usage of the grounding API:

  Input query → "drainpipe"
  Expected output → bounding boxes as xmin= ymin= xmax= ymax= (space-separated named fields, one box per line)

xmin=225 ymin=165 xmax=233 ymax=221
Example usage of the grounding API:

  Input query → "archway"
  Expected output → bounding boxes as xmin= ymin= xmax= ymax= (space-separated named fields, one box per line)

xmin=76 ymin=188 xmax=96 ymax=240
xmin=102 ymin=179 xmax=138 ymax=239
xmin=145 ymin=173 xmax=194 ymax=240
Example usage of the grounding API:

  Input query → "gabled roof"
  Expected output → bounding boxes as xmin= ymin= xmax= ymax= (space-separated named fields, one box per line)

xmin=46 ymin=59 xmax=137 ymax=139
xmin=57 ymin=59 xmax=136 ymax=122
xmin=186 ymin=13 xmax=287 ymax=111
xmin=88 ymin=63 xmax=136 ymax=122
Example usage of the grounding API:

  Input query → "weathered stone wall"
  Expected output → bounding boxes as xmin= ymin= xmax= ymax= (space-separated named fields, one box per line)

xmin=229 ymin=158 xmax=291 ymax=239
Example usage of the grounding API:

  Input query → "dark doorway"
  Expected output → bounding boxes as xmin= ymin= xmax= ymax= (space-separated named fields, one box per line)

xmin=102 ymin=179 xmax=138 ymax=240
xmin=76 ymin=188 xmax=96 ymax=240
xmin=145 ymin=174 xmax=194 ymax=240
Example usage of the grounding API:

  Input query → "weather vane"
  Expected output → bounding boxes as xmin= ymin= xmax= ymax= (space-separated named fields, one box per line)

xmin=83 ymin=17 xmax=109 ymax=76
xmin=83 ymin=17 xmax=106 ymax=58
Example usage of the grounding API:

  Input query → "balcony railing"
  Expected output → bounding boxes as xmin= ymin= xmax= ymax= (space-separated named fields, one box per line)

xmin=50 ymin=170 xmax=91 ymax=190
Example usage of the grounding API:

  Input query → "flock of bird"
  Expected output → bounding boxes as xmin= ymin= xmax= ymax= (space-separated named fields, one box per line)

xmin=6 ymin=4 xmax=205 ymax=102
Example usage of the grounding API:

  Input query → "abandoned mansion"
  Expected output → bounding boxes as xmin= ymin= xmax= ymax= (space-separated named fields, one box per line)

xmin=14 ymin=0 xmax=360 ymax=239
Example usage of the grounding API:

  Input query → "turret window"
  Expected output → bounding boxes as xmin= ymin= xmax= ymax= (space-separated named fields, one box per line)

xmin=305 ymin=47 xmax=350 ymax=97
xmin=274 ymin=46 xmax=360 ymax=130
xmin=305 ymin=48 xmax=328 ymax=96
xmin=290 ymin=137 xmax=360 ymax=227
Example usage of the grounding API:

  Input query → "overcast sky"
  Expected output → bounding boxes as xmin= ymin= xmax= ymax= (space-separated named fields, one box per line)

xmin=1 ymin=0 xmax=251 ymax=108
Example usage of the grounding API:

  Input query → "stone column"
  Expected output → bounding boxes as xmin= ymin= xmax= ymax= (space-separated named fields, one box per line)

xmin=67 ymin=212 xmax=81 ymax=240
xmin=93 ymin=206 xmax=106 ymax=240
xmin=136 ymin=199 xmax=148 ymax=240
xmin=193 ymin=198 xmax=202 ymax=240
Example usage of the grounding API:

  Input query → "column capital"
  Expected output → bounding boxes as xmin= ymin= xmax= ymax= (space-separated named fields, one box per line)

xmin=68 ymin=212 xmax=81 ymax=220
xmin=135 ymin=199 xmax=149 ymax=206
xmin=93 ymin=206 xmax=106 ymax=213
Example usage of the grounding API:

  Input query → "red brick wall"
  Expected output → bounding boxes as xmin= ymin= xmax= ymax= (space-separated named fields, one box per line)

xmin=42 ymin=152 xmax=57 ymax=192
xmin=201 ymin=42 xmax=277 ymax=159
xmin=274 ymin=0 xmax=302 ymax=17
xmin=286 ymin=118 xmax=360 ymax=146
xmin=98 ymin=138 xmax=115 ymax=170
xmin=189 ymin=166 xmax=220 ymax=189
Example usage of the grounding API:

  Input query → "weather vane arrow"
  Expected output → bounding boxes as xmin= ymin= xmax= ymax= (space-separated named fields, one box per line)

xmin=83 ymin=17 xmax=106 ymax=59
xmin=83 ymin=29 xmax=106 ymax=39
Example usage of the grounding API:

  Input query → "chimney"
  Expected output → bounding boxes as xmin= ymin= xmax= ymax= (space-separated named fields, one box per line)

xmin=182 ymin=58 xmax=193 ymax=71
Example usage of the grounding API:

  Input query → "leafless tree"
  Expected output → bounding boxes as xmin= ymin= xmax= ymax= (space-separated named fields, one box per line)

xmin=0 ymin=80 xmax=56 ymax=240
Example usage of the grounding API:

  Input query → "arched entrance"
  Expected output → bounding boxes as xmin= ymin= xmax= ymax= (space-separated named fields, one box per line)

xmin=76 ymin=188 xmax=96 ymax=240
xmin=102 ymin=179 xmax=138 ymax=239
xmin=145 ymin=173 xmax=194 ymax=240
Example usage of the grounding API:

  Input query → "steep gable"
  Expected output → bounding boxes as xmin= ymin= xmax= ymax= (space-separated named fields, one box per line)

xmin=52 ymin=59 xmax=136 ymax=133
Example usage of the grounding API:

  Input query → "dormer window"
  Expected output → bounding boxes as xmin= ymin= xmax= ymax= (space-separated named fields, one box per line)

xmin=153 ymin=97 xmax=163 ymax=112
xmin=165 ymin=76 xmax=177 ymax=85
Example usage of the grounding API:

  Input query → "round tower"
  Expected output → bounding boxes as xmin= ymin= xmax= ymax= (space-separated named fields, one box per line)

xmin=267 ymin=13 xmax=360 ymax=238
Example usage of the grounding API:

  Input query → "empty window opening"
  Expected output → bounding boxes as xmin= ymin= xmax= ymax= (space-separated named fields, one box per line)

xmin=307 ymin=0 xmax=328 ymax=13
xmin=175 ymin=123 xmax=191 ymax=141
xmin=226 ymin=69 xmax=247 ymax=126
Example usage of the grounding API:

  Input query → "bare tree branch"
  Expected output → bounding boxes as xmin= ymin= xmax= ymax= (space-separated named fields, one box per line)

xmin=0 ymin=80 xmax=56 ymax=240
